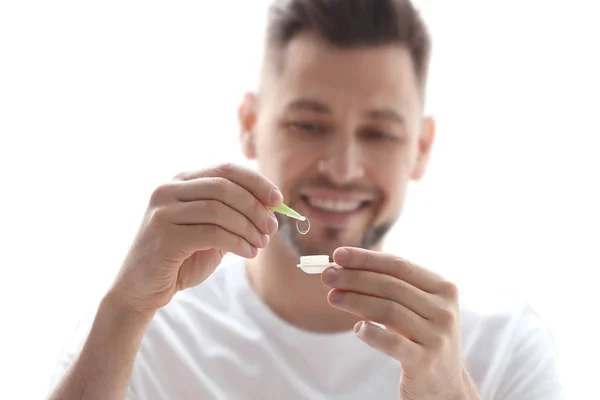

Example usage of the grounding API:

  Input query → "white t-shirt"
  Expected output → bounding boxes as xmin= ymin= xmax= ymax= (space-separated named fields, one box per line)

xmin=49 ymin=255 xmax=564 ymax=399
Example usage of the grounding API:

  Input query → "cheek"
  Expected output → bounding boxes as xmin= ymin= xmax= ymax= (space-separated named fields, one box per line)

xmin=255 ymin=132 xmax=318 ymax=190
xmin=279 ymin=147 xmax=316 ymax=182
xmin=367 ymin=145 xmax=412 ymax=211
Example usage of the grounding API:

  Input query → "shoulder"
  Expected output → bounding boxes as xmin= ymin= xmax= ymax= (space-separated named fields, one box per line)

xmin=458 ymin=289 xmax=564 ymax=398
xmin=458 ymin=289 xmax=554 ymax=345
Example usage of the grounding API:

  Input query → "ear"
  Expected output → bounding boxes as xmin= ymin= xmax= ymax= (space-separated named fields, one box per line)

xmin=237 ymin=92 xmax=258 ymax=160
xmin=410 ymin=116 xmax=436 ymax=181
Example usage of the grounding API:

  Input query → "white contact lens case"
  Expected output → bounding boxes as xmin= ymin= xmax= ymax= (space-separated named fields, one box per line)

xmin=297 ymin=255 xmax=338 ymax=274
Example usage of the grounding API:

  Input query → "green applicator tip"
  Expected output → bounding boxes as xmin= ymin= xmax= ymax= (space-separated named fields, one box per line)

xmin=269 ymin=202 xmax=306 ymax=221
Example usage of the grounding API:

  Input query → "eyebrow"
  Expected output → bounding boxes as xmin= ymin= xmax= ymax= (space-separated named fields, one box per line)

xmin=365 ymin=108 xmax=405 ymax=124
xmin=285 ymin=97 xmax=405 ymax=124
xmin=286 ymin=98 xmax=330 ymax=114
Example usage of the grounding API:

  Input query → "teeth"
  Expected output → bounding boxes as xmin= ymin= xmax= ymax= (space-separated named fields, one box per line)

xmin=308 ymin=198 xmax=361 ymax=212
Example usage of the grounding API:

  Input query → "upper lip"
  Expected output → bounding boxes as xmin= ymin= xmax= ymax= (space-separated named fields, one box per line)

xmin=299 ymin=187 xmax=376 ymax=202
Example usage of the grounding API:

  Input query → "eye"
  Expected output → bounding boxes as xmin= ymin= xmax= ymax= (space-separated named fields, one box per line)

xmin=362 ymin=130 xmax=395 ymax=141
xmin=289 ymin=121 xmax=325 ymax=134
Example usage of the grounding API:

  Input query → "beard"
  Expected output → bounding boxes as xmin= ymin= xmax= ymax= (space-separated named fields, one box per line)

xmin=275 ymin=213 xmax=392 ymax=258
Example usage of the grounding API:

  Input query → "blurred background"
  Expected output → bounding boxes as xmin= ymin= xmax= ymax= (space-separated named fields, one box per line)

xmin=1 ymin=0 xmax=598 ymax=398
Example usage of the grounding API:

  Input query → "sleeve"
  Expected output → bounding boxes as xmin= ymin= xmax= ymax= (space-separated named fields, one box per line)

xmin=46 ymin=308 xmax=139 ymax=400
xmin=496 ymin=305 xmax=565 ymax=400
xmin=47 ymin=310 xmax=94 ymax=395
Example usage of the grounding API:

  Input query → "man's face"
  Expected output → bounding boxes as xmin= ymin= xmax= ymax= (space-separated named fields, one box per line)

xmin=239 ymin=31 xmax=434 ymax=257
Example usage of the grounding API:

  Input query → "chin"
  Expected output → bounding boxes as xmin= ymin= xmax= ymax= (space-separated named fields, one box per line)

xmin=290 ymin=231 xmax=365 ymax=257
xmin=276 ymin=209 xmax=391 ymax=257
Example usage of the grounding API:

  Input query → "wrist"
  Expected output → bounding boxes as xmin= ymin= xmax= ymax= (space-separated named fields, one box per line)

xmin=101 ymin=290 xmax=157 ymax=325
xmin=457 ymin=367 xmax=481 ymax=400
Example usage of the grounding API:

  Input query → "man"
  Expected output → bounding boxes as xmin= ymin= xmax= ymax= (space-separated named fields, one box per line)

xmin=48 ymin=0 xmax=563 ymax=399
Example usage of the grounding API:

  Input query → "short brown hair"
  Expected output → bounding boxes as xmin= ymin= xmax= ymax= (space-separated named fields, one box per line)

xmin=265 ymin=0 xmax=431 ymax=89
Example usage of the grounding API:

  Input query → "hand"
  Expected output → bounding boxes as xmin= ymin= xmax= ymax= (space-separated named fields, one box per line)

xmin=108 ymin=163 xmax=282 ymax=316
xmin=322 ymin=247 xmax=481 ymax=400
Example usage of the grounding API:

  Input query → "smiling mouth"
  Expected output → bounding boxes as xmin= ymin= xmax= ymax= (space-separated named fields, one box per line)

xmin=301 ymin=196 xmax=369 ymax=212
xmin=299 ymin=194 xmax=374 ymax=216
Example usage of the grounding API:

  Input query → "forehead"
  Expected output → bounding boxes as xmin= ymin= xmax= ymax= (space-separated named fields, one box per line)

xmin=270 ymin=31 xmax=421 ymax=111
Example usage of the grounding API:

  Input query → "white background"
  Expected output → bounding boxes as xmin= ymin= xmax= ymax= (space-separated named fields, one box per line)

xmin=1 ymin=1 xmax=598 ymax=398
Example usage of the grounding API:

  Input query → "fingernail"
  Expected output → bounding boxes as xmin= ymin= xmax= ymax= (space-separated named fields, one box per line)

xmin=269 ymin=188 xmax=283 ymax=204
xmin=249 ymin=246 xmax=258 ymax=257
xmin=260 ymin=234 xmax=269 ymax=247
xmin=329 ymin=290 xmax=343 ymax=303
xmin=354 ymin=321 xmax=365 ymax=336
xmin=335 ymin=248 xmax=350 ymax=262
xmin=322 ymin=267 xmax=339 ymax=284
xmin=267 ymin=214 xmax=279 ymax=233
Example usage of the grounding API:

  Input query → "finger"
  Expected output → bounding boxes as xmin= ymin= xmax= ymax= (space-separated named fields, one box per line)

xmin=178 ymin=224 xmax=258 ymax=259
xmin=172 ymin=163 xmax=283 ymax=207
xmin=332 ymin=247 xmax=445 ymax=294
xmin=321 ymin=267 xmax=437 ymax=320
xmin=167 ymin=200 xmax=269 ymax=249
xmin=327 ymin=289 xmax=434 ymax=344
xmin=172 ymin=177 xmax=280 ymax=235
xmin=354 ymin=321 xmax=420 ymax=363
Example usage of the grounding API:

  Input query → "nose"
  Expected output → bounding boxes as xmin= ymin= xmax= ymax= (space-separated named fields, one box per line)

xmin=317 ymin=134 xmax=365 ymax=184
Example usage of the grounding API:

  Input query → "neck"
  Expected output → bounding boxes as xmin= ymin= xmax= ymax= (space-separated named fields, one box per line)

xmin=246 ymin=234 xmax=361 ymax=333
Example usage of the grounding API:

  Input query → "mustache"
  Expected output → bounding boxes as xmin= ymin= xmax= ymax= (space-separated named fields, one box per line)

xmin=297 ymin=177 xmax=379 ymax=194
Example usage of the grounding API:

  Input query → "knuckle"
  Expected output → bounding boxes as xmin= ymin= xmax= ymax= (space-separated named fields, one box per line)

xmin=208 ymin=176 xmax=231 ymax=195
xmin=148 ymin=206 xmax=169 ymax=224
xmin=341 ymin=270 xmax=358 ymax=288
xmin=213 ymin=162 xmax=236 ymax=177
xmin=246 ymin=216 xmax=258 ymax=237
xmin=238 ymin=233 xmax=248 ymax=249
xmin=380 ymin=276 xmax=399 ymax=297
xmin=150 ymin=183 xmax=175 ymax=205
xmin=437 ymin=306 xmax=456 ymax=328
xmin=393 ymin=256 xmax=414 ymax=277
xmin=202 ymin=224 xmax=220 ymax=240
xmin=150 ymin=207 xmax=167 ymax=221
xmin=232 ymin=231 xmax=248 ymax=252
xmin=429 ymin=332 xmax=446 ymax=350
xmin=376 ymin=300 xmax=397 ymax=322
xmin=251 ymin=197 xmax=264 ymax=216
xmin=251 ymin=200 xmax=269 ymax=229
xmin=440 ymin=280 xmax=459 ymax=299
xmin=341 ymin=291 xmax=358 ymax=308
xmin=361 ymin=251 xmax=371 ymax=267
xmin=207 ymin=200 xmax=224 ymax=218
xmin=171 ymin=171 xmax=189 ymax=181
